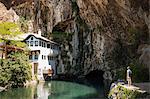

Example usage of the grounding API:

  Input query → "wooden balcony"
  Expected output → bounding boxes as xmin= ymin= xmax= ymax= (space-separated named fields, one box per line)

xmin=43 ymin=69 xmax=53 ymax=76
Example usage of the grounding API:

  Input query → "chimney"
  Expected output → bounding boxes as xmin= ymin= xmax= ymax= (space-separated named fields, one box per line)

xmin=38 ymin=29 xmax=42 ymax=36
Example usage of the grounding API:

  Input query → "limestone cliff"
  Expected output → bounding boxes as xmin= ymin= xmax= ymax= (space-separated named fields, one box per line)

xmin=0 ymin=2 xmax=19 ymax=22
xmin=0 ymin=0 xmax=149 ymax=80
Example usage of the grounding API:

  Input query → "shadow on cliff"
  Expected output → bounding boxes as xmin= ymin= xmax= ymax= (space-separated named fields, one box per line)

xmin=85 ymin=70 xmax=104 ymax=86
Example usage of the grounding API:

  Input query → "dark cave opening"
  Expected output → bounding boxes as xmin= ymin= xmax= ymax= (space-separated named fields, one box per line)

xmin=85 ymin=70 xmax=104 ymax=86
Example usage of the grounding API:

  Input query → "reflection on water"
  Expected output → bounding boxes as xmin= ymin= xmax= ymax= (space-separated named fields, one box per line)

xmin=0 ymin=81 xmax=105 ymax=99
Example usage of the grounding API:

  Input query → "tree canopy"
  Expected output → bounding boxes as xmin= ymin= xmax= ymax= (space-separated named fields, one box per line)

xmin=0 ymin=22 xmax=26 ymax=48
xmin=0 ymin=22 xmax=32 ymax=87
xmin=0 ymin=22 xmax=22 ymax=41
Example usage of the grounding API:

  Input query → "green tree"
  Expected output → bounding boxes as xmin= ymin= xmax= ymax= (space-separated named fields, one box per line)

xmin=0 ymin=22 xmax=31 ymax=87
xmin=0 ymin=59 xmax=11 ymax=86
xmin=0 ymin=22 xmax=22 ymax=41
xmin=0 ymin=52 xmax=32 ymax=87
xmin=0 ymin=22 xmax=26 ymax=58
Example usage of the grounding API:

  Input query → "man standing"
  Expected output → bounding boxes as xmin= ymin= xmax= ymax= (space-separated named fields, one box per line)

xmin=127 ymin=66 xmax=132 ymax=86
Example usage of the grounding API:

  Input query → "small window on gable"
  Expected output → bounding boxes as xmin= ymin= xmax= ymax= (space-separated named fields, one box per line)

xmin=31 ymin=36 xmax=34 ymax=40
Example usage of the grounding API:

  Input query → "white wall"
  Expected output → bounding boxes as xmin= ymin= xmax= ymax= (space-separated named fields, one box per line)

xmin=25 ymin=35 xmax=59 ymax=79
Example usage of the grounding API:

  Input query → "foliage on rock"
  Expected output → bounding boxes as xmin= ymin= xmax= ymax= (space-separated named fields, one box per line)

xmin=129 ymin=59 xmax=149 ymax=82
xmin=108 ymin=84 xmax=149 ymax=99
xmin=18 ymin=17 xmax=28 ymax=33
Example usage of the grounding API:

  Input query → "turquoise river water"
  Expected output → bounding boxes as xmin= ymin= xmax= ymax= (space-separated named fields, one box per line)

xmin=0 ymin=81 xmax=105 ymax=99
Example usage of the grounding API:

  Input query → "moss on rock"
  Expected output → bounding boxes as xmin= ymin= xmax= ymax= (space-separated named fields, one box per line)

xmin=108 ymin=83 xmax=149 ymax=99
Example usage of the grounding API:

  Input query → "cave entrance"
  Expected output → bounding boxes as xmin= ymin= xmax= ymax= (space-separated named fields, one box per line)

xmin=85 ymin=70 xmax=104 ymax=86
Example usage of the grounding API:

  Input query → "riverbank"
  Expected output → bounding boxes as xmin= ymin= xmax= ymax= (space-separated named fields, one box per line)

xmin=0 ymin=80 xmax=37 ymax=93
xmin=108 ymin=82 xmax=150 ymax=99
xmin=134 ymin=82 xmax=150 ymax=94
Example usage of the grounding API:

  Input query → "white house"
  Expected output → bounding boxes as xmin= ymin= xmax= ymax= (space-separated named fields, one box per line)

xmin=0 ymin=29 xmax=60 ymax=81
xmin=19 ymin=31 xmax=59 ymax=81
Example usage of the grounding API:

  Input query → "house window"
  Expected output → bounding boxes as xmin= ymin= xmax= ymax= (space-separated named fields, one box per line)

xmin=35 ymin=41 xmax=38 ymax=46
xmin=47 ymin=44 xmax=50 ymax=48
xmin=42 ymin=55 xmax=46 ymax=60
xmin=35 ymin=55 xmax=38 ymax=60
xmin=42 ymin=42 xmax=44 ymax=47
xmin=48 ymin=56 xmax=51 ymax=60
xmin=48 ymin=61 xmax=51 ymax=65
xmin=26 ymin=41 xmax=29 ymax=46
xmin=43 ymin=42 xmax=46 ymax=47
xmin=31 ymin=36 xmax=34 ymax=40
xmin=56 ymin=46 xmax=59 ymax=50
xmin=48 ymin=56 xmax=54 ymax=60
xmin=51 ymin=56 xmax=53 ymax=60
xmin=44 ymin=56 xmax=46 ymax=60
xmin=39 ymin=41 xmax=41 ymax=46
xmin=29 ymin=55 xmax=32 ymax=60
xmin=30 ymin=41 xmax=33 ymax=46
xmin=53 ymin=45 xmax=54 ymax=49
xmin=53 ymin=57 xmax=55 ymax=60
xmin=51 ymin=45 xmax=53 ymax=49
xmin=42 ymin=55 xmax=44 ymax=59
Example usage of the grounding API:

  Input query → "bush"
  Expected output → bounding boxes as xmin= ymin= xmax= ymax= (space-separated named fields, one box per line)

xmin=0 ymin=52 xmax=32 ymax=87
xmin=0 ymin=59 xmax=11 ymax=86
xmin=114 ymin=68 xmax=126 ymax=81
xmin=129 ymin=59 xmax=149 ymax=82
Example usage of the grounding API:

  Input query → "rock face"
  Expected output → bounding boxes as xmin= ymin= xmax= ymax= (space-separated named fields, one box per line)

xmin=0 ymin=0 xmax=149 ymax=80
xmin=138 ymin=44 xmax=150 ymax=67
xmin=0 ymin=2 xmax=19 ymax=22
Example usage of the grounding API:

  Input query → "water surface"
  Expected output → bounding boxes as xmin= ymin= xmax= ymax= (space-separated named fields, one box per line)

xmin=0 ymin=81 xmax=105 ymax=99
